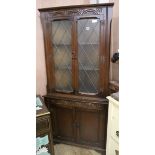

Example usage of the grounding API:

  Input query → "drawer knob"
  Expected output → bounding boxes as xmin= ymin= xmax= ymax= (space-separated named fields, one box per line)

xmin=116 ymin=130 xmax=119 ymax=137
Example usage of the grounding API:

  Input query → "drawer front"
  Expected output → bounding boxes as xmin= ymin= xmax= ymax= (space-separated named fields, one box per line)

xmin=45 ymin=98 xmax=106 ymax=111
xmin=111 ymin=103 xmax=119 ymax=142
xmin=36 ymin=116 xmax=50 ymax=133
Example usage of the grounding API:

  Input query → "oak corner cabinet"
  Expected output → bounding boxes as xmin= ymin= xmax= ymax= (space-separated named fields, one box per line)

xmin=39 ymin=3 xmax=114 ymax=154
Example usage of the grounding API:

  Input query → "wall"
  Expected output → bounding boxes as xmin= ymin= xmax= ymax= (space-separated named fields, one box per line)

xmin=36 ymin=0 xmax=119 ymax=95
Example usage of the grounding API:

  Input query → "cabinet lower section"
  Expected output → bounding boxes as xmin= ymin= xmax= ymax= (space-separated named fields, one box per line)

xmin=44 ymin=93 xmax=108 ymax=153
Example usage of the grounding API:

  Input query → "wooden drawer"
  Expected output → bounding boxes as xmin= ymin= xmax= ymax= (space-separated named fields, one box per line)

xmin=45 ymin=98 xmax=106 ymax=111
xmin=36 ymin=116 xmax=50 ymax=133
xmin=111 ymin=103 xmax=119 ymax=143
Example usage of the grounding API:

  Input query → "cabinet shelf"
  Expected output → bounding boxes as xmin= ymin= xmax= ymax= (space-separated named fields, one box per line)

xmin=79 ymin=68 xmax=99 ymax=71
xmin=78 ymin=43 xmax=99 ymax=45
xmin=53 ymin=44 xmax=98 ymax=46
xmin=55 ymin=67 xmax=72 ymax=70
xmin=55 ymin=68 xmax=99 ymax=71
xmin=53 ymin=44 xmax=71 ymax=46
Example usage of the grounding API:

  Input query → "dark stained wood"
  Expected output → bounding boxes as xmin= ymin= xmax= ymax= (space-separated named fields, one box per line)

xmin=40 ymin=13 xmax=55 ymax=93
xmin=76 ymin=108 xmax=106 ymax=147
xmin=44 ymin=93 xmax=108 ymax=154
xmin=105 ymin=6 xmax=113 ymax=96
xmin=39 ymin=4 xmax=113 ymax=96
xmin=36 ymin=115 xmax=50 ymax=133
xmin=99 ymin=8 xmax=106 ymax=96
xmin=39 ymin=3 xmax=113 ymax=155
xmin=38 ymin=3 xmax=114 ymax=12
xmin=44 ymin=93 xmax=108 ymax=104
xmin=49 ymin=104 xmax=76 ymax=142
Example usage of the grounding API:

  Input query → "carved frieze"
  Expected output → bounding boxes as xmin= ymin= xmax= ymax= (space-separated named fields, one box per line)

xmin=47 ymin=7 xmax=105 ymax=20
xmin=44 ymin=97 xmax=106 ymax=110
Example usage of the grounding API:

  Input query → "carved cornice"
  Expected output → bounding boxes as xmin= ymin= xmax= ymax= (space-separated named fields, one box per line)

xmin=81 ymin=8 xmax=103 ymax=15
xmin=47 ymin=7 xmax=105 ymax=20
xmin=52 ymin=10 xmax=66 ymax=16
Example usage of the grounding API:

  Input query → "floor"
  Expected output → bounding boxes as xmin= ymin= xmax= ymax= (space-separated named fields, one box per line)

xmin=54 ymin=144 xmax=102 ymax=155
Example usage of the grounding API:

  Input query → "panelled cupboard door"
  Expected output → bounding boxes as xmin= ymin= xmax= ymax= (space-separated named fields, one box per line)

xmin=50 ymin=104 xmax=76 ymax=142
xmin=76 ymin=108 xmax=106 ymax=147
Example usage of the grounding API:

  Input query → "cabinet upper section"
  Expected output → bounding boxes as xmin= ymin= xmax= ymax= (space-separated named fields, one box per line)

xmin=39 ymin=3 xmax=114 ymax=97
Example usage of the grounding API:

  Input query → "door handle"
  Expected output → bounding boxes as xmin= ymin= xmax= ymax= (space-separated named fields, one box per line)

xmin=116 ymin=130 xmax=119 ymax=137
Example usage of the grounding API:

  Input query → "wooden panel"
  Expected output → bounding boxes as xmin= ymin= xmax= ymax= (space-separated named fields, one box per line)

xmin=51 ymin=104 xmax=76 ymax=142
xmin=44 ymin=93 xmax=108 ymax=103
xmin=77 ymin=109 xmax=99 ymax=143
xmin=76 ymin=108 xmax=106 ymax=148
xmin=44 ymin=95 xmax=108 ymax=152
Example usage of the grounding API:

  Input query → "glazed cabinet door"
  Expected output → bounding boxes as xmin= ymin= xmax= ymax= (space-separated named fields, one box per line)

xmin=76 ymin=108 xmax=107 ymax=148
xmin=40 ymin=5 xmax=112 ymax=96
xmin=75 ymin=16 xmax=107 ymax=96
xmin=41 ymin=13 xmax=108 ymax=96
xmin=49 ymin=104 xmax=76 ymax=142
xmin=41 ymin=15 xmax=74 ymax=93
xmin=51 ymin=19 xmax=73 ymax=93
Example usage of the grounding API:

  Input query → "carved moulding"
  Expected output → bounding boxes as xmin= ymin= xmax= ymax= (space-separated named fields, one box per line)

xmin=46 ymin=7 xmax=105 ymax=20
xmin=45 ymin=98 xmax=106 ymax=110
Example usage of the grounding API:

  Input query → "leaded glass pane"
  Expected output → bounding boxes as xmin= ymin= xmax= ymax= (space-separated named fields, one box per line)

xmin=52 ymin=20 xmax=73 ymax=92
xmin=78 ymin=19 xmax=100 ymax=93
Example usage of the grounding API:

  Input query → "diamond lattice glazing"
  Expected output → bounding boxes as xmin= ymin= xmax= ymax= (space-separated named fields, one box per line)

xmin=78 ymin=19 xmax=100 ymax=93
xmin=52 ymin=20 xmax=73 ymax=92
